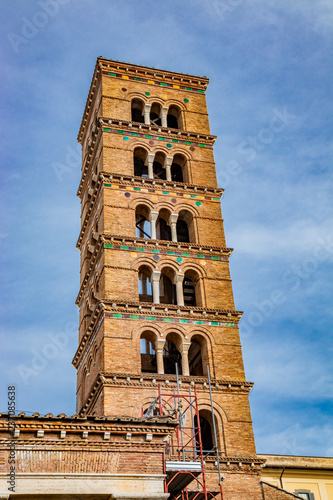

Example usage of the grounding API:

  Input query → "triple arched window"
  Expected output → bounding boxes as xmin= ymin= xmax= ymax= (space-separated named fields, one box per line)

xmin=131 ymin=99 xmax=182 ymax=130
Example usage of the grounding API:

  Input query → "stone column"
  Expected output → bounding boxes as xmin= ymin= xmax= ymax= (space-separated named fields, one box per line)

xmin=150 ymin=211 xmax=159 ymax=240
xmin=156 ymin=338 xmax=166 ymax=374
xmin=180 ymin=342 xmax=191 ymax=376
xmin=143 ymin=103 xmax=151 ymax=124
xmin=164 ymin=155 xmax=173 ymax=181
xmin=169 ymin=213 xmax=179 ymax=242
xmin=174 ymin=273 xmax=184 ymax=306
xmin=151 ymin=270 xmax=161 ymax=304
xmin=147 ymin=152 xmax=155 ymax=179
xmin=161 ymin=106 xmax=168 ymax=128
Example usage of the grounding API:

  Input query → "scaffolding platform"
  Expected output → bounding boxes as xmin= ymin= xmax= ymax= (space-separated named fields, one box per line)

xmin=165 ymin=461 xmax=202 ymax=495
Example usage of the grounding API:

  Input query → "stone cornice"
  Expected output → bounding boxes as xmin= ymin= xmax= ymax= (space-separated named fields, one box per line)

xmin=78 ymin=57 xmax=210 ymax=143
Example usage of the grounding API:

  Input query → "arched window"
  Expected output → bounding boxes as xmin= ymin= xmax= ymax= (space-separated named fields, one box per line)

xmin=160 ymin=267 xmax=176 ymax=304
xmin=183 ymin=277 xmax=196 ymax=306
xmin=194 ymin=410 xmax=215 ymax=456
xmin=188 ymin=340 xmax=203 ymax=376
xmin=135 ymin=205 xmax=151 ymax=239
xmin=183 ymin=270 xmax=201 ymax=307
xmin=138 ymin=265 xmax=153 ymax=302
xmin=156 ymin=209 xmax=171 ymax=241
xmin=153 ymin=151 xmax=166 ymax=180
xmin=176 ymin=220 xmax=189 ymax=243
xmin=150 ymin=102 xmax=162 ymax=126
xmin=163 ymin=333 xmax=182 ymax=375
xmin=131 ymin=98 xmax=145 ymax=123
xmin=189 ymin=335 xmax=208 ymax=376
xmin=140 ymin=332 xmax=157 ymax=373
xmin=171 ymin=153 xmax=187 ymax=183
xmin=134 ymin=147 xmax=148 ymax=177
xmin=177 ymin=210 xmax=193 ymax=243
xmin=167 ymin=105 xmax=182 ymax=130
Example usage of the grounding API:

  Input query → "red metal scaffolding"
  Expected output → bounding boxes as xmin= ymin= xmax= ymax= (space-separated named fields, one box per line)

xmin=158 ymin=383 xmax=223 ymax=500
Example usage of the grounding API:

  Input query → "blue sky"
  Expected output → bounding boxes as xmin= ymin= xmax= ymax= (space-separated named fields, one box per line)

xmin=0 ymin=0 xmax=332 ymax=456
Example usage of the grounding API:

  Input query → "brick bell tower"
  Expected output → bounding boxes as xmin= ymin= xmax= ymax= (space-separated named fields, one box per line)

xmin=74 ymin=58 xmax=264 ymax=498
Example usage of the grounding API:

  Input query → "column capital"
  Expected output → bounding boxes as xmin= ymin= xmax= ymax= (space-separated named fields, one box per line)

xmin=151 ymin=270 xmax=161 ymax=282
xmin=173 ymin=273 xmax=184 ymax=284
xmin=169 ymin=213 xmax=179 ymax=225
xmin=144 ymin=102 xmax=152 ymax=112
xmin=150 ymin=210 xmax=159 ymax=222
xmin=180 ymin=342 xmax=191 ymax=354
xmin=156 ymin=338 xmax=166 ymax=350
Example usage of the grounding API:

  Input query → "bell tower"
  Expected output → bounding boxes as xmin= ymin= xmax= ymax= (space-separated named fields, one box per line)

xmin=73 ymin=59 xmax=263 ymax=496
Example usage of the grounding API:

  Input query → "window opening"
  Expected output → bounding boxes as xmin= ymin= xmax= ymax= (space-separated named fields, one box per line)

xmin=131 ymin=99 xmax=144 ymax=123
xmin=156 ymin=217 xmax=171 ymax=241
xmin=188 ymin=340 xmax=203 ymax=376
xmin=183 ymin=277 xmax=196 ymax=306
xmin=136 ymin=215 xmax=151 ymax=238
xmin=138 ymin=268 xmax=152 ymax=302
xmin=134 ymin=156 xmax=148 ymax=177
xmin=140 ymin=338 xmax=157 ymax=373
xmin=176 ymin=219 xmax=189 ymax=243
xmin=171 ymin=162 xmax=183 ymax=182
xmin=160 ymin=275 xmax=176 ymax=304
xmin=163 ymin=340 xmax=182 ymax=375
xmin=153 ymin=161 xmax=166 ymax=180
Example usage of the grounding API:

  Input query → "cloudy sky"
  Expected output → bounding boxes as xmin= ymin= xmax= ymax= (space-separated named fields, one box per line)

xmin=1 ymin=0 xmax=332 ymax=457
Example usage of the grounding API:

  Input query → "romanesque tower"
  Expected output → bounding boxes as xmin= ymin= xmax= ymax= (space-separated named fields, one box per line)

xmin=73 ymin=58 xmax=263 ymax=498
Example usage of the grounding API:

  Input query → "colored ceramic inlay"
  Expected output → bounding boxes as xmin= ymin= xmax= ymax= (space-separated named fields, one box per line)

xmin=104 ymin=243 xmax=228 ymax=262
xmin=184 ymin=98 xmax=190 ymax=103
xmin=123 ymin=136 xmax=129 ymax=141
xmin=106 ymin=311 xmax=234 ymax=327
xmin=195 ymin=201 xmax=202 ymax=206
xmin=145 ymin=92 xmax=151 ymax=96
xmin=103 ymin=71 xmax=206 ymax=94
xmin=102 ymin=127 xmax=212 ymax=148
xmin=104 ymin=183 xmax=220 ymax=202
